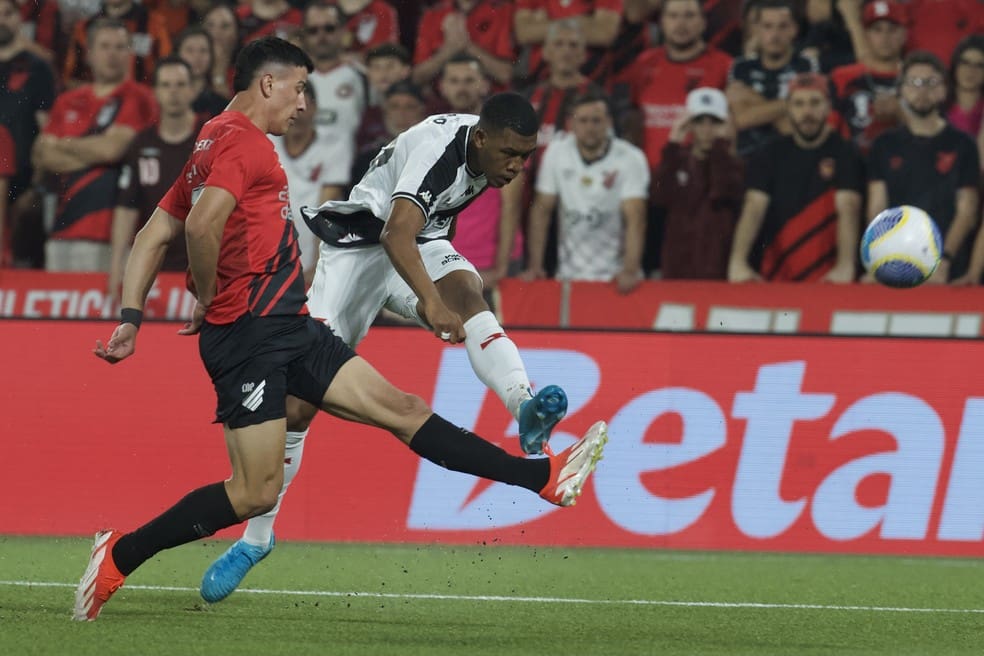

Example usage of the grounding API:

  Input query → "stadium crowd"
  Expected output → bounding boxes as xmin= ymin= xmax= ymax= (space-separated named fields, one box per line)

xmin=1 ymin=0 xmax=983 ymax=291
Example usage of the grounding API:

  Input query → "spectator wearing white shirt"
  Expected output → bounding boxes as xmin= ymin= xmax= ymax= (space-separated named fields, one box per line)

xmin=523 ymin=91 xmax=650 ymax=293
xmin=270 ymin=85 xmax=346 ymax=284
xmin=300 ymin=0 xmax=366 ymax=201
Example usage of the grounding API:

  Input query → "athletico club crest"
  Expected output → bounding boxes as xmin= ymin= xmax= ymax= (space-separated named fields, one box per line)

xmin=818 ymin=157 xmax=835 ymax=181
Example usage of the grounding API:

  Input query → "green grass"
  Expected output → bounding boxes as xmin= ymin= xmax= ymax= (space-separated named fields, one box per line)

xmin=1 ymin=536 xmax=983 ymax=655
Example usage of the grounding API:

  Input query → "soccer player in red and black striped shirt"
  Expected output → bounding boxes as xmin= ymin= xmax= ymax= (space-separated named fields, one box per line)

xmin=73 ymin=37 xmax=607 ymax=623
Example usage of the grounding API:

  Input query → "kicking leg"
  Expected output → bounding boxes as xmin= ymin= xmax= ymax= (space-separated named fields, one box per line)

xmin=435 ymin=269 xmax=568 ymax=455
xmin=74 ymin=420 xmax=286 ymax=620
xmin=320 ymin=356 xmax=605 ymax=504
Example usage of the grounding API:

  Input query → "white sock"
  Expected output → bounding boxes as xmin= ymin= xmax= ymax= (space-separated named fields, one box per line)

xmin=242 ymin=429 xmax=308 ymax=547
xmin=463 ymin=311 xmax=533 ymax=420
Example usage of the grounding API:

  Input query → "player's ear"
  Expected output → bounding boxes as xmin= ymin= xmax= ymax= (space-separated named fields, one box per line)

xmin=474 ymin=126 xmax=489 ymax=149
xmin=260 ymin=72 xmax=275 ymax=98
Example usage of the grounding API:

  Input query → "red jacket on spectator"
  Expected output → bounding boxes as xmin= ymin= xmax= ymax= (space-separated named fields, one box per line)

xmin=343 ymin=0 xmax=399 ymax=55
xmin=414 ymin=0 xmax=515 ymax=68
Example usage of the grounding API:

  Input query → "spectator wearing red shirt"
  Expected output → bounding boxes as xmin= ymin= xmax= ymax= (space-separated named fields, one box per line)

xmin=905 ymin=0 xmax=982 ymax=66
xmin=625 ymin=0 xmax=732 ymax=170
xmin=830 ymin=0 xmax=908 ymax=153
xmin=63 ymin=0 xmax=172 ymax=86
xmin=624 ymin=0 xmax=731 ymax=273
xmin=33 ymin=18 xmax=157 ymax=271
xmin=335 ymin=0 xmax=399 ymax=58
xmin=237 ymin=0 xmax=302 ymax=45
xmin=412 ymin=0 xmax=515 ymax=87
xmin=513 ymin=0 xmax=622 ymax=86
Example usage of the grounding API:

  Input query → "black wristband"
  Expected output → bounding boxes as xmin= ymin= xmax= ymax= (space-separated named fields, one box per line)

xmin=120 ymin=307 xmax=143 ymax=328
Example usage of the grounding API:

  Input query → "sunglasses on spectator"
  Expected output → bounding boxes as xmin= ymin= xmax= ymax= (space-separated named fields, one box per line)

xmin=958 ymin=58 xmax=984 ymax=70
xmin=903 ymin=77 xmax=943 ymax=88
xmin=305 ymin=24 xmax=339 ymax=35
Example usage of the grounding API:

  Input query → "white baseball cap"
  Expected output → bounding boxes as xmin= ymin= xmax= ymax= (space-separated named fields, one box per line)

xmin=685 ymin=87 xmax=728 ymax=121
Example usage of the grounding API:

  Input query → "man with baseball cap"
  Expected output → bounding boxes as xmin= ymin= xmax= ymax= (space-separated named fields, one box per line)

xmin=653 ymin=87 xmax=744 ymax=279
xmin=830 ymin=0 xmax=907 ymax=152
xmin=729 ymin=72 xmax=864 ymax=283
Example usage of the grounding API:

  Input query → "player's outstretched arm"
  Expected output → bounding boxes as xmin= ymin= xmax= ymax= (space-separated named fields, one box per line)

xmin=94 ymin=208 xmax=183 ymax=364
xmin=380 ymin=198 xmax=464 ymax=343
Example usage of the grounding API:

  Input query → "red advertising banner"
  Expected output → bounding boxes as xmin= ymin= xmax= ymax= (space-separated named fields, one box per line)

xmin=500 ymin=279 xmax=984 ymax=337
xmin=5 ymin=270 xmax=984 ymax=337
xmin=3 ymin=320 xmax=983 ymax=556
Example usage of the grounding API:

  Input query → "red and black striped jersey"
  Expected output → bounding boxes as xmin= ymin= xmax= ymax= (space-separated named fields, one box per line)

xmin=159 ymin=111 xmax=307 ymax=324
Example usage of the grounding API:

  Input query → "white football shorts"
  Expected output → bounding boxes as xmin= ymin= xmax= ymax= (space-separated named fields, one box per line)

xmin=306 ymin=239 xmax=480 ymax=346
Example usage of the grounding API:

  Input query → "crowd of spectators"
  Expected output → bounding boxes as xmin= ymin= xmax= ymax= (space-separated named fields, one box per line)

xmin=1 ymin=0 xmax=983 ymax=296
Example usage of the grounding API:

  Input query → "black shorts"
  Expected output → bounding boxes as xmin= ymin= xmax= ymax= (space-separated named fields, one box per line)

xmin=199 ymin=314 xmax=356 ymax=429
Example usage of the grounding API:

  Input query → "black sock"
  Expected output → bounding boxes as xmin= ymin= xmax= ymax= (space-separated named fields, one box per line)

xmin=112 ymin=482 xmax=240 ymax=576
xmin=409 ymin=414 xmax=550 ymax=492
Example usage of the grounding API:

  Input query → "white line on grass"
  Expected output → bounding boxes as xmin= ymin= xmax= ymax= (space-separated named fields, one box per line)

xmin=2 ymin=580 xmax=983 ymax=615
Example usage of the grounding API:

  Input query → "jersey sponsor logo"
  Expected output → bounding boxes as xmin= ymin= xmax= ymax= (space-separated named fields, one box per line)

xmin=936 ymin=151 xmax=957 ymax=175
xmin=580 ymin=176 xmax=593 ymax=187
xmin=317 ymin=108 xmax=338 ymax=125
xmin=194 ymin=138 xmax=214 ymax=152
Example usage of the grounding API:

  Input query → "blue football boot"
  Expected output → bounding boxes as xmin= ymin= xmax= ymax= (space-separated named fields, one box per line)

xmin=518 ymin=385 xmax=568 ymax=455
xmin=200 ymin=535 xmax=275 ymax=603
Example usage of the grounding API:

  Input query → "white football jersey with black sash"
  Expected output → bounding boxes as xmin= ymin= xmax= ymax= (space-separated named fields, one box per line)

xmin=301 ymin=113 xmax=488 ymax=248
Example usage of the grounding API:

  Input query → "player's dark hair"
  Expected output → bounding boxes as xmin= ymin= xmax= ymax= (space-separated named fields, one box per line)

xmin=478 ymin=92 xmax=539 ymax=138
xmin=366 ymin=42 xmax=411 ymax=66
xmin=232 ymin=36 xmax=314 ymax=93
xmin=151 ymin=55 xmax=193 ymax=87
xmin=86 ymin=17 xmax=127 ymax=43
xmin=901 ymin=50 xmax=946 ymax=81
xmin=441 ymin=52 xmax=486 ymax=79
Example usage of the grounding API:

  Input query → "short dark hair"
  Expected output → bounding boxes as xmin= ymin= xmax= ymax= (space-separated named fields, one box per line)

xmin=478 ymin=92 xmax=539 ymax=137
xmin=152 ymin=55 xmax=193 ymax=86
xmin=87 ymin=16 xmax=127 ymax=43
xmin=365 ymin=42 xmax=411 ymax=66
xmin=385 ymin=79 xmax=425 ymax=103
xmin=441 ymin=52 xmax=486 ymax=79
xmin=232 ymin=36 xmax=314 ymax=93
xmin=754 ymin=0 xmax=799 ymax=21
xmin=175 ymin=26 xmax=214 ymax=62
xmin=901 ymin=50 xmax=946 ymax=81
xmin=570 ymin=89 xmax=612 ymax=116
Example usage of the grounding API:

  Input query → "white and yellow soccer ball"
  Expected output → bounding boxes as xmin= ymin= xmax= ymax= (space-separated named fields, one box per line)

xmin=860 ymin=205 xmax=943 ymax=288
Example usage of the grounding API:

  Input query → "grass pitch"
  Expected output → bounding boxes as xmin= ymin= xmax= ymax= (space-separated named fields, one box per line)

xmin=1 ymin=536 xmax=982 ymax=655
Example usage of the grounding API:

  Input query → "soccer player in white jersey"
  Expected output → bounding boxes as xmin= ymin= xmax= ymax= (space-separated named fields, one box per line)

xmin=523 ymin=91 xmax=650 ymax=293
xmin=301 ymin=1 xmax=365 ymax=199
xmin=270 ymin=84 xmax=349 ymax=283
xmin=200 ymin=92 xmax=579 ymax=602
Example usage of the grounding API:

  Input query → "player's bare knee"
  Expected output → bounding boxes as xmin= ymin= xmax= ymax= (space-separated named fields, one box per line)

xmin=390 ymin=392 xmax=431 ymax=442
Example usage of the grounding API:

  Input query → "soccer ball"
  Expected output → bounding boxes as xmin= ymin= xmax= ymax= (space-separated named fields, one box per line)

xmin=860 ymin=205 xmax=943 ymax=288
